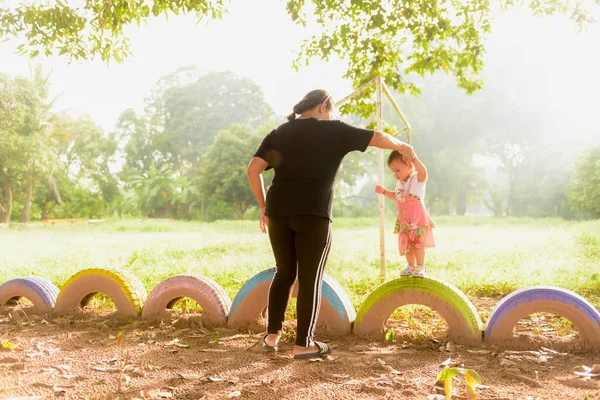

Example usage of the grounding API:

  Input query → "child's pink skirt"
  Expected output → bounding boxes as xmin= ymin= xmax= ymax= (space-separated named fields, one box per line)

xmin=394 ymin=195 xmax=435 ymax=256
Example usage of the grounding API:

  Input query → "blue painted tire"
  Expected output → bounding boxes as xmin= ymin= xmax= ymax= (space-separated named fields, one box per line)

xmin=142 ymin=274 xmax=231 ymax=328
xmin=0 ymin=276 xmax=59 ymax=313
xmin=484 ymin=286 xmax=600 ymax=349
xmin=227 ymin=268 xmax=356 ymax=334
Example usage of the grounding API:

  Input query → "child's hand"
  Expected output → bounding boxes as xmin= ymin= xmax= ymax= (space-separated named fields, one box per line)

xmin=375 ymin=185 xmax=385 ymax=195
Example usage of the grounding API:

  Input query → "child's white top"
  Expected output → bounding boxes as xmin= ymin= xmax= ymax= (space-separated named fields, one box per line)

xmin=395 ymin=173 xmax=426 ymax=202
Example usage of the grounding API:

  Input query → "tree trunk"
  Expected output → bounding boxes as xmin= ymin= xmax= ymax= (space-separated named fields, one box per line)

xmin=233 ymin=201 xmax=248 ymax=220
xmin=456 ymin=181 xmax=468 ymax=216
xmin=20 ymin=168 xmax=34 ymax=223
xmin=506 ymin=166 xmax=515 ymax=216
xmin=2 ymin=181 xmax=12 ymax=223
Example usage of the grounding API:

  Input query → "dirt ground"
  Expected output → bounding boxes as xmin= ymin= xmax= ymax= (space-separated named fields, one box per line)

xmin=2 ymin=299 xmax=600 ymax=400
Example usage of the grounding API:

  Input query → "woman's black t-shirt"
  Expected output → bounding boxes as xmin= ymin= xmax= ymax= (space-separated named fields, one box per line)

xmin=253 ymin=118 xmax=374 ymax=220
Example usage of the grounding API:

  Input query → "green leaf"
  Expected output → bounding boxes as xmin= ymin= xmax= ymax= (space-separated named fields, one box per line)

xmin=444 ymin=376 xmax=453 ymax=399
xmin=208 ymin=331 xmax=220 ymax=344
xmin=384 ymin=331 xmax=395 ymax=342
xmin=435 ymin=367 xmax=460 ymax=383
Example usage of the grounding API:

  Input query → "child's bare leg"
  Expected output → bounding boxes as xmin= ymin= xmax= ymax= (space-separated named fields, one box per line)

xmin=414 ymin=247 xmax=425 ymax=266
xmin=405 ymin=247 xmax=416 ymax=266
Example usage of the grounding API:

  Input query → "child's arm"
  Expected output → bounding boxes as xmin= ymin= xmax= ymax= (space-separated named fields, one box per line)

xmin=375 ymin=185 xmax=397 ymax=201
xmin=414 ymin=157 xmax=428 ymax=182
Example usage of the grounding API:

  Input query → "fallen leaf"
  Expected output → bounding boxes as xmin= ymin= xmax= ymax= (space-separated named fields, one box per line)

xmin=158 ymin=392 xmax=173 ymax=398
xmin=203 ymin=376 xmax=225 ymax=382
xmin=382 ymin=365 xmax=402 ymax=375
xmin=445 ymin=341 xmax=456 ymax=352
xmin=0 ymin=357 xmax=20 ymax=364
xmin=466 ymin=349 xmax=492 ymax=355
xmin=179 ymin=373 xmax=203 ymax=380
xmin=505 ymin=371 xmax=541 ymax=387
xmin=9 ymin=363 xmax=26 ymax=370
xmin=558 ymin=377 xmax=600 ymax=389
xmin=92 ymin=366 xmax=120 ymax=372
xmin=228 ymin=391 xmax=241 ymax=398
xmin=53 ymin=385 xmax=67 ymax=397
xmin=1 ymin=340 xmax=18 ymax=351
xmin=208 ymin=332 xmax=220 ymax=344
xmin=228 ymin=377 xmax=240 ymax=384
xmin=199 ymin=349 xmax=228 ymax=353
xmin=147 ymin=364 xmax=166 ymax=371
xmin=440 ymin=358 xmax=453 ymax=367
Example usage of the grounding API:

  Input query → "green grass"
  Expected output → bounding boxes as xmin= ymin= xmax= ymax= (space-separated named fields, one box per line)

xmin=1 ymin=216 xmax=599 ymax=309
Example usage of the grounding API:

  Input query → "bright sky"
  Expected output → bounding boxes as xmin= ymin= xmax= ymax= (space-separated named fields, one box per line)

xmin=1 ymin=0 xmax=599 ymax=139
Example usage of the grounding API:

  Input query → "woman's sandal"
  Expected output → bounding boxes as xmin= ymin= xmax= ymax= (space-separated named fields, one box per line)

xmin=262 ymin=334 xmax=278 ymax=352
xmin=293 ymin=341 xmax=332 ymax=360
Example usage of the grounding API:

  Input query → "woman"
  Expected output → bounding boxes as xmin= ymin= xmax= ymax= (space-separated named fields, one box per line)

xmin=247 ymin=89 xmax=415 ymax=359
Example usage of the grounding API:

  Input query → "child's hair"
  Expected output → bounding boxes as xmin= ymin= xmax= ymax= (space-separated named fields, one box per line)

xmin=387 ymin=150 xmax=411 ymax=166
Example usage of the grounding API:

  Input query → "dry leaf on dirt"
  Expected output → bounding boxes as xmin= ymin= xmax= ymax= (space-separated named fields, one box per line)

xmin=558 ymin=377 xmax=600 ymax=389
xmin=466 ymin=349 xmax=493 ymax=355
xmin=573 ymin=365 xmax=600 ymax=378
xmin=53 ymin=385 xmax=67 ymax=396
xmin=202 ymin=376 xmax=225 ymax=382
xmin=228 ymin=390 xmax=241 ymax=398
xmin=505 ymin=371 xmax=541 ymax=387
xmin=164 ymin=339 xmax=189 ymax=348
xmin=178 ymin=373 xmax=203 ymax=380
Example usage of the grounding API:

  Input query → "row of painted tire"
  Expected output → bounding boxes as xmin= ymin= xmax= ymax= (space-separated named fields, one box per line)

xmin=1 ymin=266 xmax=600 ymax=349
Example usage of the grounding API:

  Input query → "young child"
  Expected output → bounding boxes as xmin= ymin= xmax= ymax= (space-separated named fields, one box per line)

xmin=375 ymin=150 xmax=435 ymax=277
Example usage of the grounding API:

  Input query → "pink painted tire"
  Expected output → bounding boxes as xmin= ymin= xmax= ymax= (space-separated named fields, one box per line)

xmin=141 ymin=274 xmax=231 ymax=328
xmin=0 ymin=276 xmax=59 ymax=313
xmin=227 ymin=268 xmax=355 ymax=335
xmin=353 ymin=277 xmax=483 ymax=345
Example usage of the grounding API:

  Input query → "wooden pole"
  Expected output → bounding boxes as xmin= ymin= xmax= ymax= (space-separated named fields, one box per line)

xmin=375 ymin=77 xmax=385 ymax=279
xmin=382 ymin=82 xmax=412 ymax=144
xmin=334 ymin=78 xmax=377 ymax=108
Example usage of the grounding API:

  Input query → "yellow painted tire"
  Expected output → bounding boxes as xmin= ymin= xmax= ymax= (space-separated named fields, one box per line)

xmin=54 ymin=267 xmax=147 ymax=317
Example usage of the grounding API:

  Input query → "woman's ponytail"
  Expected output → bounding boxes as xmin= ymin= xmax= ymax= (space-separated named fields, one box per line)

xmin=287 ymin=89 xmax=332 ymax=121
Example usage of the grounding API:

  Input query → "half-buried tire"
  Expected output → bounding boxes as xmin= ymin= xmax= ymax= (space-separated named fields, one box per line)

xmin=54 ymin=267 xmax=147 ymax=317
xmin=353 ymin=277 xmax=483 ymax=345
xmin=0 ymin=276 xmax=59 ymax=313
xmin=227 ymin=267 xmax=355 ymax=335
xmin=484 ymin=286 xmax=600 ymax=349
xmin=142 ymin=274 xmax=231 ymax=327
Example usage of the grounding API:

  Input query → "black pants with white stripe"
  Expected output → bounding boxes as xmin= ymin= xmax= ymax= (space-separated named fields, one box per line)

xmin=266 ymin=215 xmax=332 ymax=347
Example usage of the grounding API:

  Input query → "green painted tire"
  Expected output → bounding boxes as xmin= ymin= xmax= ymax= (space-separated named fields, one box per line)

xmin=354 ymin=277 xmax=483 ymax=345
